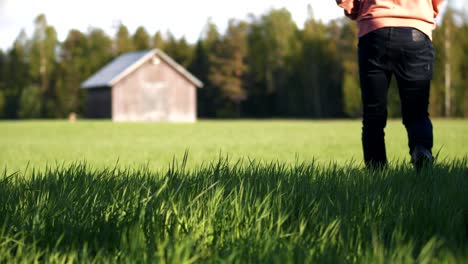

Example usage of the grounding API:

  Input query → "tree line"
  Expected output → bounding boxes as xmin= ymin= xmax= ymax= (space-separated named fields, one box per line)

xmin=0 ymin=8 xmax=466 ymax=119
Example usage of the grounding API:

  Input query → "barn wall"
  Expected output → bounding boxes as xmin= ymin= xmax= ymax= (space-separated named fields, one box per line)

xmin=159 ymin=61 xmax=196 ymax=123
xmin=112 ymin=56 xmax=197 ymax=122
xmin=85 ymin=87 xmax=111 ymax=118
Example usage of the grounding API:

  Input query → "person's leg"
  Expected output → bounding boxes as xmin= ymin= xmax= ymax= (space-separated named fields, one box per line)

xmin=392 ymin=28 xmax=435 ymax=167
xmin=358 ymin=30 xmax=392 ymax=168
xmin=396 ymin=78 xmax=433 ymax=155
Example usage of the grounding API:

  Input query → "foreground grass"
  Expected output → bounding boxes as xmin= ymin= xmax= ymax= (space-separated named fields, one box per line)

xmin=1 ymin=119 xmax=467 ymax=173
xmin=1 ymin=159 xmax=467 ymax=263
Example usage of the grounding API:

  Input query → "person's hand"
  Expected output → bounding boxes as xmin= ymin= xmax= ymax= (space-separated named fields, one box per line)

xmin=336 ymin=0 xmax=360 ymax=20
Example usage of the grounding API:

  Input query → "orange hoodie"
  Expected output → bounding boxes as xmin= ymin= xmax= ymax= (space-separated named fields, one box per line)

xmin=337 ymin=0 xmax=445 ymax=39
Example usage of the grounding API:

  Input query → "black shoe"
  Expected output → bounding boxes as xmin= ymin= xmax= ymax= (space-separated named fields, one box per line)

xmin=411 ymin=145 xmax=434 ymax=171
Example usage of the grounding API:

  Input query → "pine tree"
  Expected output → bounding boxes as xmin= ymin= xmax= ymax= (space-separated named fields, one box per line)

xmin=189 ymin=20 xmax=222 ymax=117
xmin=433 ymin=6 xmax=466 ymax=117
xmin=115 ymin=23 xmax=134 ymax=55
xmin=57 ymin=29 xmax=89 ymax=116
xmin=246 ymin=8 xmax=299 ymax=116
xmin=298 ymin=17 xmax=343 ymax=117
xmin=164 ymin=33 xmax=193 ymax=68
xmin=4 ymin=31 xmax=30 ymax=118
xmin=461 ymin=19 xmax=468 ymax=117
xmin=0 ymin=50 xmax=5 ymax=118
xmin=449 ymin=9 xmax=467 ymax=117
xmin=87 ymin=28 xmax=113 ymax=74
xmin=133 ymin=26 xmax=150 ymax=50
xmin=190 ymin=40 xmax=212 ymax=117
xmin=29 ymin=14 xmax=58 ymax=117
xmin=152 ymin=31 xmax=166 ymax=50
xmin=337 ymin=19 xmax=360 ymax=117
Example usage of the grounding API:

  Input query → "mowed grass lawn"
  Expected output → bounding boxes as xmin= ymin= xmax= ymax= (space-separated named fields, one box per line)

xmin=0 ymin=119 xmax=467 ymax=263
xmin=1 ymin=119 xmax=467 ymax=172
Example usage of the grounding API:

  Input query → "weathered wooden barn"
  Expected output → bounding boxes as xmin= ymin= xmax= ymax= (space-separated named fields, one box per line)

xmin=81 ymin=49 xmax=203 ymax=122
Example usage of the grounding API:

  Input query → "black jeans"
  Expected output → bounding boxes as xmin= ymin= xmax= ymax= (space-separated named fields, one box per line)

xmin=358 ymin=27 xmax=435 ymax=167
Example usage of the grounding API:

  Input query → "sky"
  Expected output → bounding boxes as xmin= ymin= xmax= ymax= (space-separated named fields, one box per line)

xmin=0 ymin=0 xmax=464 ymax=51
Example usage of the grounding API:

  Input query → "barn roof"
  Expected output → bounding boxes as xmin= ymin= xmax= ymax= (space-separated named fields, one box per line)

xmin=81 ymin=49 xmax=203 ymax=89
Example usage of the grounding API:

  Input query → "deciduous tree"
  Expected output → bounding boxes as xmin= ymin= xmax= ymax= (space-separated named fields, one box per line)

xmin=208 ymin=20 xmax=248 ymax=117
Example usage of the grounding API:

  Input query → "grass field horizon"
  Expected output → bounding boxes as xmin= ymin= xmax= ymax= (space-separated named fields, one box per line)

xmin=1 ymin=119 xmax=467 ymax=262
xmin=2 ymin=119 xmax=467 ymax=174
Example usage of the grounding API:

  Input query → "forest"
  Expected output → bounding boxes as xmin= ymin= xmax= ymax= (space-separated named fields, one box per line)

xmin=0 ymin=7 xmax=466 ymax=119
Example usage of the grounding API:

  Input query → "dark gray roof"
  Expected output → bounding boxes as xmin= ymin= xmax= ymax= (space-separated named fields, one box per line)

xmin=81 ymin=49 xmax=203 ymax=89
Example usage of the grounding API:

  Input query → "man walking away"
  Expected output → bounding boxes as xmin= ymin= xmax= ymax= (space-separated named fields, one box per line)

xmin=336 ymin=0 xmax=445 ymax=170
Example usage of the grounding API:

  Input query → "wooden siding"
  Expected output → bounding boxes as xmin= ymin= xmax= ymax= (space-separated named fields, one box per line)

xmin=112 ymin=56 xmax=197 ymax=122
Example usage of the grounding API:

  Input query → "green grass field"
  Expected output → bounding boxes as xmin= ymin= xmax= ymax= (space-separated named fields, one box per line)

xmin=2 ymin=120 xmax=467 ymax=172
xmin=1 ymin=120 xmax=467 ymax=263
